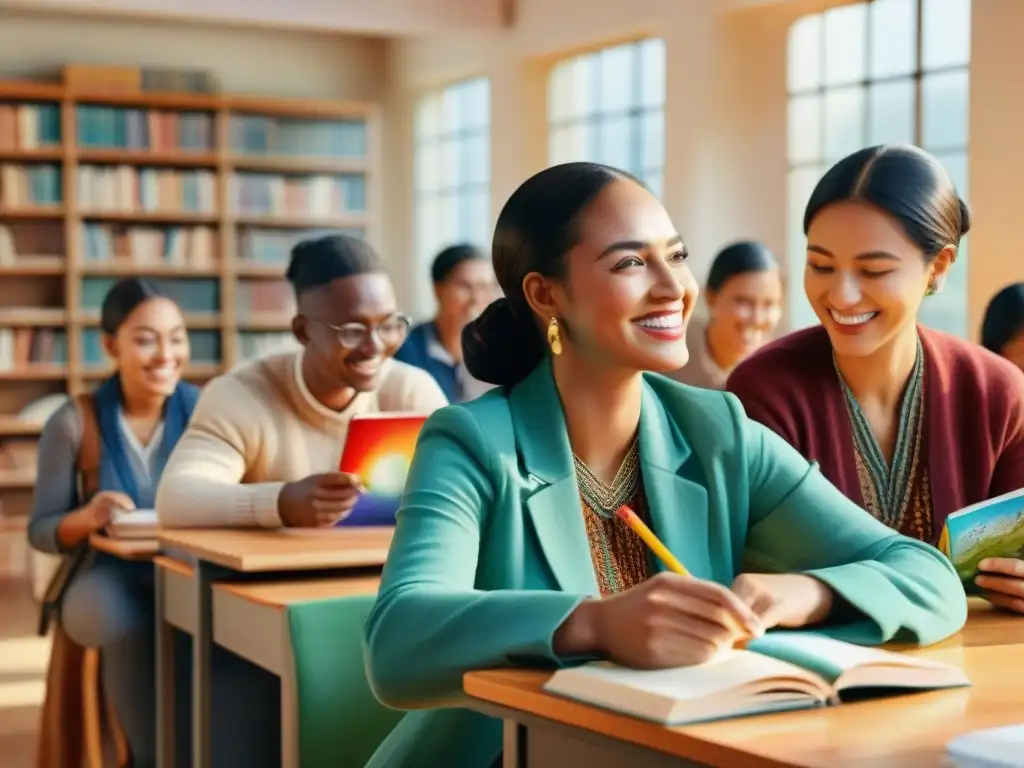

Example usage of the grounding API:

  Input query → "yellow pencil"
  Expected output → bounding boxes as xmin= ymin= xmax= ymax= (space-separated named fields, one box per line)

xmin=615 ymin=505 xmax=690 ymax=576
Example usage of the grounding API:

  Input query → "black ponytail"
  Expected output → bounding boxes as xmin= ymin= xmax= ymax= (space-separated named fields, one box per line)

xmin=462 ymin=161 xmax=638 ymax=386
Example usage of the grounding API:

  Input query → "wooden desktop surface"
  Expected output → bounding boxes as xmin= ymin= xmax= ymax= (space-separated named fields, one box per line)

xmin=158 ymin=527 xmax=394 ymax=572
xmin=464 ymin=602 xmax=1024 ymax=767
xmin=212 ymin=574 xmax=381 ymax=609
xmin=90 ymin=533 xmax=160 ymax=560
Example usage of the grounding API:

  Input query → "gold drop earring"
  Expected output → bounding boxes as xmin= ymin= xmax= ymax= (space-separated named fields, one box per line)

xmin=547 ymin=316 xmax=563 ymax=355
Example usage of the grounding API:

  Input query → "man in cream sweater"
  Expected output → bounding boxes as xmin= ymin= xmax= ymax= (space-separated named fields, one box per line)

xmin=156 ymin=235 xmax=448 ymax=529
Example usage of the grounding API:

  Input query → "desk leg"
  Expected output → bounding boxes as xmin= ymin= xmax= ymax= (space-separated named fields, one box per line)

xmin=155 ymin=565 xmax=175 ymax=768
xmin=280 ymin=618 xmax=299 ymax=768
xmin=503 ymin=720 xmax=525 ymax=768
xmin=192 ymin=560 xmax=225 ymax=768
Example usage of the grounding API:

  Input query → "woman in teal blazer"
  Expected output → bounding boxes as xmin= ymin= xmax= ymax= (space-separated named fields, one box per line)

xmin=363 ymin=162 xmax=967 ymax=768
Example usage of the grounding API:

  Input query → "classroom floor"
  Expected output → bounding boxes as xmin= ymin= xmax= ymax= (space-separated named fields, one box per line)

xmin=0 ymin=577 xmax=47 ymax=768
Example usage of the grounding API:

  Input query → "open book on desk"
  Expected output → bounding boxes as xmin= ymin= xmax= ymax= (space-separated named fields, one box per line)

xmin=543 ymin=632 xmax=970 ymax=726
xmin=105 ymin=508 xmax=158 ymax=539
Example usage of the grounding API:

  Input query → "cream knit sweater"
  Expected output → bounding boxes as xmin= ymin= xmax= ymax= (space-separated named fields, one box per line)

xmin=155 ymin=349 xmax=448 ymax=528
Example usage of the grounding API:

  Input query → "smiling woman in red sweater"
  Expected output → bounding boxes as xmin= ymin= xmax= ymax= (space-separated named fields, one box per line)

xmin=727 ymin=144 xmax=1024 ymax=615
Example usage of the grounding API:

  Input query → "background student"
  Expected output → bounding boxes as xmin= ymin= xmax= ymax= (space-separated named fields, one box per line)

xmin=727 ymin=144 xmax=1024 ymax=614
xmin=980 ymin=282 xmax=1024 ymax=372
xmin=362 ymin=161 xmax=967 ymax=768
xmin=395 ymin=243 xmax=498 ymax=402
xmin=27 ymin=278 xmax=199 ymax=766
xmin=156 ymin=234 xmax=448 ymax=529
xmin=669 ymin=240 xmax=782 ymax=389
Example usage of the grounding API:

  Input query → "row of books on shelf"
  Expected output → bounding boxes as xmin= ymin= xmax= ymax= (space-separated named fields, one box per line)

xmin=238 ymin=226 xmax=364 ymax=264
xmin=0 ymin=328 xmax=67 ymax=371
xmin=1 ymin=102 xmax=367 ymax=159
xmin=230 ymin=115 xmax=366 ymax=158
xmin=81 ymin=223 xmax=216 ymax=267
xmin=237 ymin=281 xmax=294 ymax=315
xmin=1 ymin=163 xmax=367 ymax=219
xmin=232 ymin=173 xmax=364 ymax=218
xmin=0 ymin=104 xmax=61 ymax=151
xmin=78 ymin=107 xmax=213 ymax=152
xmin=1 ymin=165 xmax=61 ymax=208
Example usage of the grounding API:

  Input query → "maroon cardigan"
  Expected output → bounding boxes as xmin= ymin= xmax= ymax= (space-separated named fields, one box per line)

xmin=725 ymin=325 xmax=1024 ymax=537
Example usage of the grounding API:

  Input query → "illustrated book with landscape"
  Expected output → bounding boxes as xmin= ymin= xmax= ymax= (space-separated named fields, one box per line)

xmin=937 ymin=487 xmax=1024 ymax=595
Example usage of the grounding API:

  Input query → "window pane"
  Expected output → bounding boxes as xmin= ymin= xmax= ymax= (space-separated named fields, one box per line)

xmin=922 ymin=70 xmax=969 ymax=150
xmin=415 ymin=94 xmax=442 ymax=141
xmin=441 ymin=87 xmax=463 ymax=133
xmin=923 ymin=0 xmax=971 ymax=70
xmin=597 ymin=43 xmax=638 ymax=113
xmin=788 ymin=94 xmax=822 ymax=165
xmin=597 ymin=114 xmax=633 ymax=171
xmin=640 ymin=110 xmax=664 ymax=171
xmin=868 ymin=79 xmax=915 ymax=145
xmin=415 ymin=143 xmax=440 ymax=193
xmin=416 ymin=196 xmax=442 ymax=265
xmin=437 ymin=138 xmax=458 ymax=190
xmin=824 ymin=4 xmax=867 ymax=86
xmin=549 ymin=125 xmax=574 ymax=166
xmin=460 ymin=79 xmax=490 ymax=130
xmin=644 ymin=171 xmax=662 ymax=199
xmin=564 ymin=54 xmax=597 ymax=119
xmin=870 ymin=0 xmax=917 ymax=78
xmin=639 ymin=39 xmax=666 ymax=107
xmin=824 ymin=86 xmax=866 ymax=163
xmin=461 ymin=188 xmax=490 ymax=248
xmin=934 ymin=149 xmax=969 ymax=200
xmin=788 ymin=14 xmax=822 ymax=93
xmin=549 ymin=62 xmax=573 ymax=123
xmin=787 ymin=167 xmax=823 ymax=331
xmin=459 ymin=133 xmax=489 ymax=187
xmin=436 ymin=193 xmax=459 ymax=246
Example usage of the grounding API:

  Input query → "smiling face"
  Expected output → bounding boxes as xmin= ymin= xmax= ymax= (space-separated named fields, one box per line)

xmin=706 ymin=269 xmax=782 ymax=358
xmin=293 ymin=271 xmax=406 ymax=393
xmin=525 ymin=177 xmax=698 ymax=374
xmin=804 ymin=200 xmax=953 ymax=359
xmin=104 ymin=297 xmax=189 ymax=398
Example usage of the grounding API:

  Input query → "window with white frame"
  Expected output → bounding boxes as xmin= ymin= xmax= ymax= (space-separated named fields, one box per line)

xmin=414 ymin=77 xmax=491 ymax=314
xmin=786 ymin=0 xmax=971 ymax=335
xmin=548 ymin=38 xmax=666 ymax=197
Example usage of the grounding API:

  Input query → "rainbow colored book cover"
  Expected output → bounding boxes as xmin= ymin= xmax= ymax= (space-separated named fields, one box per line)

xmin=336 ymin=413 xmax=427 ymax=527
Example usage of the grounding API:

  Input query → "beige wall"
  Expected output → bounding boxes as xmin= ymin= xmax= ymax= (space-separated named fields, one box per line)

xmin=386 ymin=0 xmax=1022 ymax=338
xmin=0 ymin=9 xmax=386 ymax=100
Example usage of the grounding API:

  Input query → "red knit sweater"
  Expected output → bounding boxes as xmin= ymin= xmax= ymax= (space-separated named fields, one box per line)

xmin=726 ymin=325 xmax=1024 ymax=535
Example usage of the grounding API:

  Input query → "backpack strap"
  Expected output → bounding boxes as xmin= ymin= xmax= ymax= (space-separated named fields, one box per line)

xmin=74 ymin=393 xmax=101 ymax=503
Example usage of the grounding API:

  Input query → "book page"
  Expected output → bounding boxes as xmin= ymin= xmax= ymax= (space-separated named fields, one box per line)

xmin=747 ymin=632 xmax=944 ymax=683
xmin=555 ymin=650 xmax=824 ymax=701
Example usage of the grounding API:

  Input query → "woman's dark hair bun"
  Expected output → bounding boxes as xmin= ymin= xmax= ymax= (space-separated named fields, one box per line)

xmin=462 ymin=298 xmax=546 ymax=386
xmin=958 ymin=197 xmax=972 ymax=237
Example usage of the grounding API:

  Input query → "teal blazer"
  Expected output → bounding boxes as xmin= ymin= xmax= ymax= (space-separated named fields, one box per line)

xmin=363 ymin=359 xmax=967 ymax=768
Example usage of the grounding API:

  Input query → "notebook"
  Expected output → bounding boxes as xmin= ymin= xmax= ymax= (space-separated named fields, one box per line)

xmin=937 ymin=488 xmax=1024 ymax=595
xmin=543 ymin=632 xmax=970 ymax=726
xmin=947 ymin=724 xmax=1024 ymax=767
xmin=336 ymin=412 xmax=427 ymax=527
xmin=105 ymin=508 xmax=158 ymax=539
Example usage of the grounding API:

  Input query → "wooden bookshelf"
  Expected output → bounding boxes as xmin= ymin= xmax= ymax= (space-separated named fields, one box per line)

xmin=0 ymin=77 xmax=380 ymax=501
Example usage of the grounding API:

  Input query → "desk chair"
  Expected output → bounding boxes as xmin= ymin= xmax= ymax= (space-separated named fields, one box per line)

xmin=36 ymin=623 xmax=130 ymax=768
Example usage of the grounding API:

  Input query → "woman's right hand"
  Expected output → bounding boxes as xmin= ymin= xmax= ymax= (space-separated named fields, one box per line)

xmin=56 ymin=491 xmax=136 ymax=548
xmin=555 ymin=572 xmax=765 ymax=668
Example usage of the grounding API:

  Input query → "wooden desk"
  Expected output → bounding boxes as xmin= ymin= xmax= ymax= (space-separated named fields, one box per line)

xmin=211 ymin=575 xmax=381 ymax=768
xmin=159 ymin=527 xmax=393 ymax=571
xmin=154 ymin=527 xmax=393 ymax=768
xmin=465 ymin=605 xmax=1024 ymax=768
xmin=89 ymin=533 xmax=160 ymax=560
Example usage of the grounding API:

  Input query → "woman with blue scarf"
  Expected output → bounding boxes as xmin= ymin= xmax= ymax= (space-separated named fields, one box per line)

xmin=29 ymin=277 xmax=198 ymax=765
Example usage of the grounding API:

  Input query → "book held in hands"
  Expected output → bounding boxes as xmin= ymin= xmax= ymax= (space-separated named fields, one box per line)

xmin=937 ymin=487 xmax=1024 ymax=594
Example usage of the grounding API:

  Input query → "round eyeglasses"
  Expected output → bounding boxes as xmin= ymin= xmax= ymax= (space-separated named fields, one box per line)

xmin=314 ymin=314 xmax=412 ymax=350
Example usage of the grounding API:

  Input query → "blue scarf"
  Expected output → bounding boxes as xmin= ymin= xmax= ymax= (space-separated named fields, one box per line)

xmin=92 ymin=375 xmax=200 ymax=506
